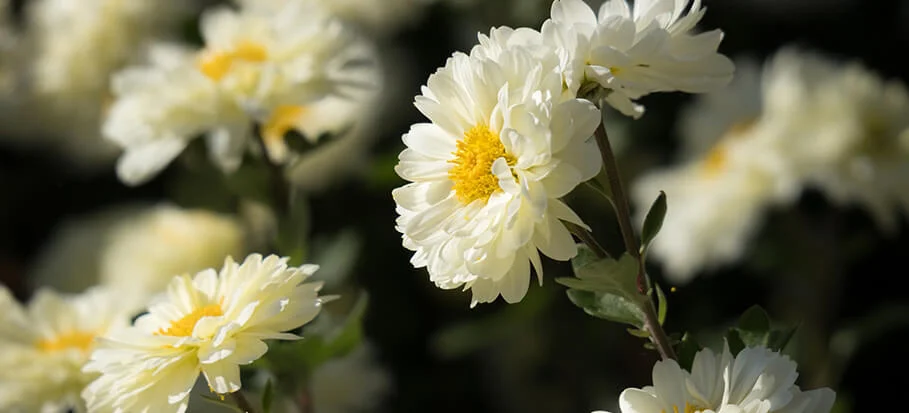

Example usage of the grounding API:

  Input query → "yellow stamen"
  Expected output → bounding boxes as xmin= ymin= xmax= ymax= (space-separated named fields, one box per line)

xmin=197 ymin=40 xmax=269 ymax=81
xmin=36 ymin=331 xmax=96 ymax=353
xmin=262 ymin=105 xmax=308 ymax=149
xmin=700 ymin=119 xmax=757 ymax=177
xmin=448 ymin=124 xmax=516 ymax=204
xmin=701 ymin=143 xmax=728 ymax=176
xmin=661 ymin=402 xmax=702 ymax=413
xmin=157 ymin=304 xmax=224 ymax=337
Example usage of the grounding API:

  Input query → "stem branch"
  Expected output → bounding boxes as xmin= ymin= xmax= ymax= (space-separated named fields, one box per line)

xmin=594 ymin=121 xmax=639 ymax=261
xmin=643 ymin=296 xmax=677 ymax=360
xmin=593 ymin=108 xmax=676 ymax=361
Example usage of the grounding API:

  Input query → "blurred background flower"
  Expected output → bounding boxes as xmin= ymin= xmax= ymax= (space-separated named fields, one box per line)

xmin=1 ymin=0 xmax=908 ymax=412
xmin=0 ymin=0 xmax=193 ymax=170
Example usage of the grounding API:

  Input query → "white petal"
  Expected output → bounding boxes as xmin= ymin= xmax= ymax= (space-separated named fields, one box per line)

xmin=201 ymin=361 xmax=242 ymax=394
xmin=498 ymin=253 xmax=531 ymax=303
xmin=619 ymin=388 xmax=664 ymax=413
xmin=116 ymin=138 xmax=188 ymax=186
xmin=552 ymin=0 xmax=597 ymax=26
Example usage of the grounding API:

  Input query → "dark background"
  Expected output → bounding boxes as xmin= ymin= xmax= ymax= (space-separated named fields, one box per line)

xmin=2 ymin=0 xmax=908 ymax=411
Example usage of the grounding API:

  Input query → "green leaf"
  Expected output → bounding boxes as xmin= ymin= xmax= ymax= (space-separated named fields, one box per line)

xmin=560 ymin=252 xmax=643 ymax=304
xmin=261 ymin=379 xmax=274 ymax=413
xmin=735 ymin=305 xmax=772 ymax=347
xmin=655 ymin=283 xmax=668 ymax=326
xmin=641 ymin=191 xmax=667 ymax=253
xmin=571 ymin=243 xmax=601 ymax=270
xmin=676 ymin=333 xmax=700 ymax=371
xmin=725 ymin=328 xmax=746 ymax=356
xmin=566 ymin=289 xmax=646 ymax=328
xmin=627 ymin=328 xmax=651 ymax=338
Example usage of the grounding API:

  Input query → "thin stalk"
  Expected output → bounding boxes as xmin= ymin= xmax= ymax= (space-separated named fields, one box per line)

xmin=592 ymin=108 xmax=676 ymax=361
xmin=643 ymin=297 xmax=677 ymax=361
xmin=230 ymin=391 xmax=258 ymax=413
xmin=593 ymin=120 xmax=638 ymax=260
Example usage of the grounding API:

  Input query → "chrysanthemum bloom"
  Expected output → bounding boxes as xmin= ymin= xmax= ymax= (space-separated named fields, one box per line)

xmin=754 ymin=49 xmax=909 ymax=231
xmin=0 ymin=0 xmax=188 ymax=168
xmin=28 ymin=204 xmax=246 ymax=310
xmin=82 ymin=254 xmax=327 ymax=412
xmin=541 ymin=0 xmax=734 ymax=118
xmin=393 ymin=27 xmax=602 ymax=306
xmin=634 ymin=48 xmax=909 ymax=282
xmin=0 ymin=287 xmax=130 ymax=412
xmin=104 ymin=0 xmax=378 ymax=185
xmin=595 ymin=344 xmax=835 ymax=413
xmin=630 ymin=61 xmax=796 ymax=283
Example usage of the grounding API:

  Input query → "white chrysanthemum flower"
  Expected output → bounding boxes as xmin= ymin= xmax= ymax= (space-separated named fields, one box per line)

xmin=0 ymin=286 xmax=130 ymax=412
xmin=104 ymin=0 xmax=377 ymax=185
xmin=392 ymin=27 xmax=602 ymax=306
xmin=596 ymin=344 xmax=835 ymax=413
xmin=631 ymin=61 xmax=795 ymax=283
xmin=635 ymin=49 xmax=909 ymax=282
xmin=541 ymin=0 xmax=734 ymax=118
xmin=756 ymin=49 xmax=909 ymax=231
xmin=82 ymin=254 xmax=327 ymax=413
xmin=28 ymin=204 xmax=246 ymax=309
xmin=0 ymin=0 xmax=188 ymax=167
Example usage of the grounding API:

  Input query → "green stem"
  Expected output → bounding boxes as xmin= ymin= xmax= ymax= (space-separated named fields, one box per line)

xmin=592 ymin=107 xmax=676 ymax=361
xmin=230 ymin=391 xmax=258 ymax=413
xmin=594 ymin=121 xmax=639 ymax=261
xmin=643 ymin=295 xmax=677 ymax=361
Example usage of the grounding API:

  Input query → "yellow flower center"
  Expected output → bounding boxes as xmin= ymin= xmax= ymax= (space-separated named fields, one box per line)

xmin=157 ymin=304 xmax=224 ymax=337
xmin=36 ymin=331 xmax=96 ymax=353
xmin=197 ymin=40 xmax=269 ymax=81
xmin=448 ymin=124 xmax=516 ymax=204
xmin=700 ymin=119 xmax=757 ymax=177
xmin=662 ymin=402 xmax=704 ymax=413
xmin=701 ymin=143 xmax=728 ymax=176
xmin=262 ymin=105 xmax=308 ymax=148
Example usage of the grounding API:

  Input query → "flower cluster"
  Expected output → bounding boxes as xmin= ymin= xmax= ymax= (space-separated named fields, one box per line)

xmin=103 ymin=0 xmax=379 ymax=185
xmin=393 ymin=0 xmax=732 ymax=306
xmin=632 ymin=48 xmax=909 ymax=282
xmin=82 ymin=254 xmax=327 ymax=412
xmin=0 ymin=287 xmax=130 ymax=412
xmin=0 ymin=0 xmax=190 ymax=168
